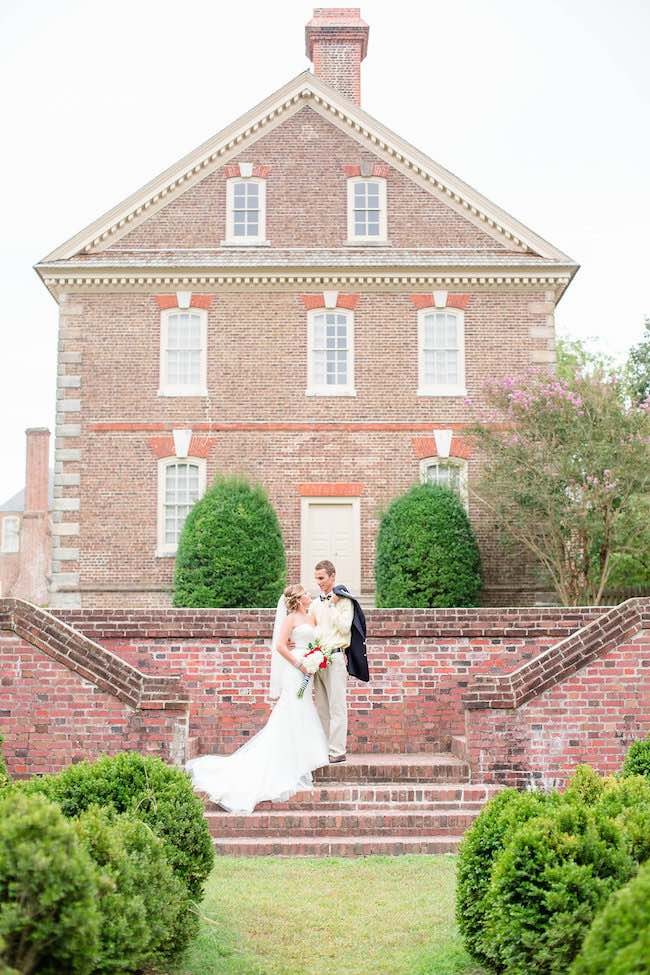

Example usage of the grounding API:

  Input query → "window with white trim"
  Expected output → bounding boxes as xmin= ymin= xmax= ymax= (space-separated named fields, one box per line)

xmin=158 ymin=308 xmax=208 ymax=397
xmin=307 ymin=309 xmax=355 ymax=396
xmin=156 ymin=457 xmax=207 ymax=556
xmin=225 ymin=177 xmax=267 ymax=244
xmin=347 ymin=177 xmax=387 ymax=242
xmin=1 ymin=516 xmax=20 ymax=553
xmin=417 ymin=308 xmax=466 ymax=396
xmin=420 ymin=457 xmax=469 ymax=508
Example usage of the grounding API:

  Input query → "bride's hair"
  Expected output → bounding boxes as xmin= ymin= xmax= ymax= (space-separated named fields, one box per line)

xmin=284 ymin=584 xmax=305 ymax=613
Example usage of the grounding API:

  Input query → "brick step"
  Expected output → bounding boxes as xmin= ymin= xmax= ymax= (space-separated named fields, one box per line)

xmin=205 ymin=806 xmax=479 ymax=837
xmin=314 ymin=753 xmax=470 ymax=783
xmin=450 ymin=735 xmax=468 ymax=762
xmin=204 ymin=782 xmax=500 ymax=812
xmin=213 ymin=834 xmax=465 ymax=856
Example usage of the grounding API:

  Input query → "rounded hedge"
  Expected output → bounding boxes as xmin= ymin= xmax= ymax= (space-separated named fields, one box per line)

xmin=0 ymin=792 xmax=100 ymax=975
xmin=597 ymin=774 xmax=650 ymax=865
xmin=570 ymin=859 xmax=650 ymax=975
xmin=375 ymin=483 xmax=481 ymax=607
xmin=173 ymin=475 xmax=286 ymax=607
xmin=621 ymin=737 xmax=650 ymax=779
xmin=486 ymin=803 xmax=635 ymax=975
xmin=74 ymin=806 xmax=195 ymax=972
xmin=18 ymin=751 xmax=214 ymax=900
xmin=456 ymin=787 xmax=562 ymax=970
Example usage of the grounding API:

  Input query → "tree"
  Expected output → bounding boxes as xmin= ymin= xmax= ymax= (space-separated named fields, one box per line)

xmin=469 ymin=370 xmax=650 ymax=605
xmin=375 ymin=483 xmax=481 ymax=607
xmin=556 ymin=335 xmax=615 ymax=383
xmin=626 ymin=316 xmax=650 ymax=406
xmin=173 ymin=476 xmax=286 ymax=607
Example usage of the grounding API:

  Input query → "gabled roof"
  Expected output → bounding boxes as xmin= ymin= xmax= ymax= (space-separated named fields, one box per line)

xmin=0 ymin=470 xmax=54 ymax=513
xmin=37 ymin=71 xmax=576 ymax=270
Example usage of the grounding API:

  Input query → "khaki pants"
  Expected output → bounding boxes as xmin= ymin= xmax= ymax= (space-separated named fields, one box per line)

xmin=314 ymin=651 xmax=348 ymax=758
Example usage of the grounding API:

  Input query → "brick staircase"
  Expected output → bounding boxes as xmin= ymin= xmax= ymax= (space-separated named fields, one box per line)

xmin=199 ymin=744 xmax=501 ymax=856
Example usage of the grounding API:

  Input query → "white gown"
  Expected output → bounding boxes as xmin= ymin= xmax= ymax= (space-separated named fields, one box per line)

xmin=185 ymin=623 xmax=329 ymax=814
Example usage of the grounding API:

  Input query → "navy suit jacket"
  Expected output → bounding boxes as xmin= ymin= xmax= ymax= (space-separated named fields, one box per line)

xmin=332 ymin=584 xmax=370 ymax=683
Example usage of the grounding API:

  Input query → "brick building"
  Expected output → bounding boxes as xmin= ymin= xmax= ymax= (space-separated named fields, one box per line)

xmin=36 ymin=8 xmax=577 ymax=609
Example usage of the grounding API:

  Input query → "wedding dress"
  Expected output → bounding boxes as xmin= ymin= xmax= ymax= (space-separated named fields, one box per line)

xmin=185 ymin=622 xmax=329 ymax=814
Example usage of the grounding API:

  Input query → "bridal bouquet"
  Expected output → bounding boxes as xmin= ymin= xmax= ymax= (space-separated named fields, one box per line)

xmin=297 ymin=638 xmax=334 ymax=698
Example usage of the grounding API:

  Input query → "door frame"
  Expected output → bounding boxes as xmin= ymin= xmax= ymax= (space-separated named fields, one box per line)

xmin=300 ymin=495 xmax=361 ymax=595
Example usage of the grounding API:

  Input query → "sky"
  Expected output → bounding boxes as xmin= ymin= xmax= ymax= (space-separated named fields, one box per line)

xmin=0 ymin=0 xmax=648 ymax=503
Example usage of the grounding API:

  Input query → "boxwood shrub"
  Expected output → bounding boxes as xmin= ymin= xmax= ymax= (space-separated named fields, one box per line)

xmin=621 ymin=737 xmax=650 ymax=779
xmin=597 ymin=774 xmax=650 ymax=864
xmin=375 ymin=483 xmax=481 ymax=607
xmin=456 ymin=787 xmax=562 ymax=970
xmin=0 ymin=792 xmax=100 ymax=975
xmin=18 ymin=751 xmax=214 ymax=899
xmin=173 ymin=475 xmax=286 ymax=607
xmin=570 ymin=859 xmax=650 ymax=975
xmin=486 ymin=802 xmax=635 ymax=975
xmin=74 ymin=805 xmax=196 ymax=972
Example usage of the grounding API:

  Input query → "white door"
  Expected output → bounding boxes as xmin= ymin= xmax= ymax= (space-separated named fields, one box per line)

xmin=301 ymin=497 xmax=361 ymax=594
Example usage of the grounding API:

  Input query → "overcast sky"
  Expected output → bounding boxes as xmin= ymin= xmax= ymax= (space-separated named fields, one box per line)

xmin=1 ymin=0 xmax=648 ymax=503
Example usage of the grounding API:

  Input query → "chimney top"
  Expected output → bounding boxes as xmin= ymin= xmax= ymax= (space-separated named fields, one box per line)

xmin=305 ymin=8 xmax=369 ymax=105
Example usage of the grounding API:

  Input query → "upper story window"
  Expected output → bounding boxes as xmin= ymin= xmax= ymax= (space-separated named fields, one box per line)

xmin=225 ymin=177 xmax=267 ymax=244
xmin=420 ymin=458 xmax=469 ymax=509
xmin=417 ymin=308 xmax=466 ymax=397
xmin=1 ymin=516 xmax=20 ymax=553
xmin=158 ymin=308 xmax=208 ymax=397
xmin=306 ymin=309 xmax=356 ymax=397
xmin=156 ymin=457 xmax=207 ymax=556
xmin=347 ymin=177 xmax=387 ymax=243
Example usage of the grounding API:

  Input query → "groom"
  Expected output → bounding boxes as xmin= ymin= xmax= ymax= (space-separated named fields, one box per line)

xmin=310 ymin=560 xmax=369 ymax=763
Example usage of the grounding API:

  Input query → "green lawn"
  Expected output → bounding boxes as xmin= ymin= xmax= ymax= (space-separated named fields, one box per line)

xmin=160 ymin=855 xmax=482 ymax=975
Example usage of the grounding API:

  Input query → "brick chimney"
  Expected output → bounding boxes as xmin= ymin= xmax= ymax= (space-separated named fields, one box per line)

xmin=12 ymin=428 xmax=51 ymax=604
xmin=305 ymin=8 xmax=369 ymax=105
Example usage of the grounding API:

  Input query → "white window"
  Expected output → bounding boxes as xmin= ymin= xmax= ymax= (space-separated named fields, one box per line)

xmin=307 ymin=309 xmax=356 ymax=396
xmin=224 ymin=177 xmax=267 ymax=244
xmin=417 ymin=308 xmax=466 ymax=396
xmin=156 ymin=457 xmax=207 ymax=556
xmin=1 ymin=516 xmax=20 ymax=553
xmin=420 ymin=458 xmax=469 ymax=509
xmin=347 ymin=177 xmax=387 ymax=242
xmin=158 ymin=308 xmax=208 ymax=397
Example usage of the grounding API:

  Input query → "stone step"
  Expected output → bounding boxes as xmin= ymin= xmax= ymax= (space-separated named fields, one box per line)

xmin=314 ymin=752 xmax=470 ymax=783
xmin=212 ymin=834 xmax=465 ymax=856
xmin=205 ymin=806 xmax=479 ymax=837
xmin=450 ymin=735 xmax=468 ymax=762
xmin=185 ymin=736 xmax=200 ymax=761
xmin=204 ymin=782 xmax=500 ymax=812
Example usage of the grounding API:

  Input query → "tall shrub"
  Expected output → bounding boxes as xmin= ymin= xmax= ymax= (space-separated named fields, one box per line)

xmin=375 ymin=483 xmax=481 ymax=607
xmin=173 ymin=476 xmax=286 ymax=607
xmin=0 ymin=792 xmax=100 ymax=975
xmin=0 ymin=734 xmax=9 ymax=794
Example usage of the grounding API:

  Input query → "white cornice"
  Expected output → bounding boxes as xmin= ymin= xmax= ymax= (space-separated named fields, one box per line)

xmin=38 ymin=72 xmax=577 ymax=268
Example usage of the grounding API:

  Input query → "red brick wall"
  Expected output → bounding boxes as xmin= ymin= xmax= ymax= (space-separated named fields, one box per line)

xmin=52 ymin=606 xmax=601 ymax=755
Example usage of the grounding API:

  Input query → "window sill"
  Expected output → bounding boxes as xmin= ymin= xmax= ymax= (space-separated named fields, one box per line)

xmin=155 ymin=549 xmax=177 ymax=559
xmin=157 ymin=388 xmax=209 ymax=398
xmin=343 ymin=239 xmax=389 ymax=246
xmin=305 ymin=387 xmax=357 ymax=397
xmin=220 ymin=240 xmax=271 ymax=247
xmin=416 ymin=387 xmax=467 ymax=398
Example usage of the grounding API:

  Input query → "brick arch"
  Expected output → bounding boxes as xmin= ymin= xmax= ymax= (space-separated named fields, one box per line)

xmin=148 ymin=435 xmax=216 ymax=459
xmin=411 ymin=436 xmax=473 ymax=461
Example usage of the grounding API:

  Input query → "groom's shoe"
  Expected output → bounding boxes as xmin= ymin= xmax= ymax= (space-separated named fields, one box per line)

xmin=329 ymin=754 xmax=347 ymax=763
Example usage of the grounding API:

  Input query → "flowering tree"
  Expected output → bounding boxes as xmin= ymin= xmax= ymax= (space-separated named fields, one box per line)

xmin=469 ymin=370 xmax=650 ymax=605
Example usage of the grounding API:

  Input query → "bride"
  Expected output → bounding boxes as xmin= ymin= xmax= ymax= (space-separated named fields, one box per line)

xmin=185 ymin=584 xmax=330 ymax=814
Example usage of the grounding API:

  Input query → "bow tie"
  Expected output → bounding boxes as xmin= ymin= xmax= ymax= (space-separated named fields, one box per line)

xmin=320 ymin=594 xmax=332 ymax=601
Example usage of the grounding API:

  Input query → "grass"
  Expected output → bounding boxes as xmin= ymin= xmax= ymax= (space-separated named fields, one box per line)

xmin=160 ymin=855 xmax=482 ymax=975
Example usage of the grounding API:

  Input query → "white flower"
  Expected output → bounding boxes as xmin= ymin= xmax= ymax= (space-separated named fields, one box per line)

xmin=302 ymin=651 xmax=325 ymax=674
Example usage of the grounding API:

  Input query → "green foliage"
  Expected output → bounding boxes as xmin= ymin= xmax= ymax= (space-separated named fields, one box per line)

xmin=375 ymin=483 xmax=481 ymax=607
xmin=486 ymin=803 xmax=635 ymax=975
xmin=626 ymin=316 xmax=650 ymax=406
xmin=569 ymin=859 xmax=650 ymax=975
xmin=0 ymin=792 xmax=100 ymax=975
xmin=469 ymin=369 xmax=650 ymax=605
xmin=564 ymin=764 xmax=607 ymax=806
xmin=0 ymin=735 xmax=9 ymax=795
xmin=74 ymin=806 xmax=196 ymax=972
xmin=17 ymin=751 xmax=214 ymax=900
xmin=556 ymin=335 xmax=616 ymax=383
xmin=456 ymin=787 xmax=561 ymax=970
xmin=622 ymin=737 xmax=650 ymax=779
xmin=597 ymin=774 xmax=650 ymax=865
xmin=173 ymin=475 xmax=286 ymax=607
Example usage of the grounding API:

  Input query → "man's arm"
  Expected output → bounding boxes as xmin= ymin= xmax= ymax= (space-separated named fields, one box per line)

xmin=328 ymin=597 xmax=354 ymax=648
